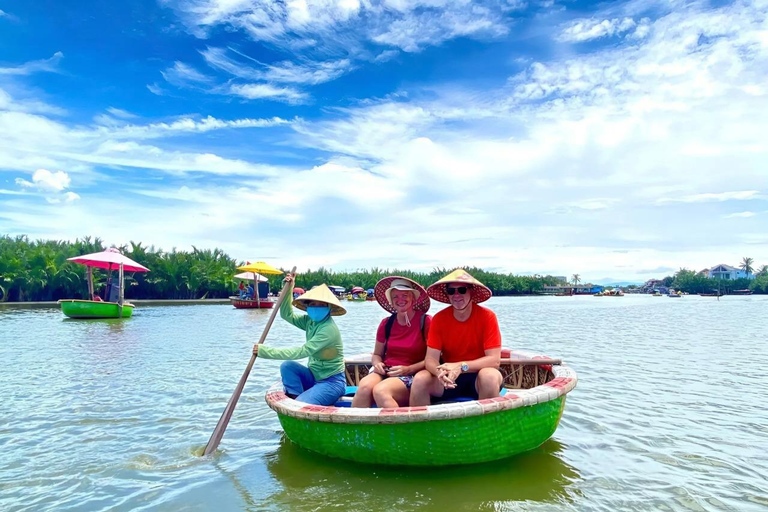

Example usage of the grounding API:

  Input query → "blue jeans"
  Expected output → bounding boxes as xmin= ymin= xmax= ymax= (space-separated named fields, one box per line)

xmin=280 ymin=361 xmax=346 ymax=406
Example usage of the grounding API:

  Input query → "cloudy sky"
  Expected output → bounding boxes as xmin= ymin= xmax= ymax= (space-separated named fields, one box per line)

xmin=1 ymin=0 xmax=766 ymax=283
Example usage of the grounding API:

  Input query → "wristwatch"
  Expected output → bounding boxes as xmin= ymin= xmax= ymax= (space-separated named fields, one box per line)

xmin=460 ymin=362 xmax=469 ymax=373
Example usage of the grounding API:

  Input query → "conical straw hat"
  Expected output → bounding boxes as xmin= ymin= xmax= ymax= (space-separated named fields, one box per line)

xmin=427 ymin=269 xmax=492 ymax=304
xmin=374 ymin=276 xmax=430 ymax=314
xmin=293 ymin=284 xmax=347 ymax=316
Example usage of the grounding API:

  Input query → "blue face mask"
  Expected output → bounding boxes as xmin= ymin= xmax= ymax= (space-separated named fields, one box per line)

xmin=307 ymin=306 xmax=330 ymax=322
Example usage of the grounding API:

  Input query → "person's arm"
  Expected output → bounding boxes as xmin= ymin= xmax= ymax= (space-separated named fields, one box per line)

xmin=260 ymin=322 xmax=339 ymax=360
xmin=438 ymin=347 xmax=501 ymax=387
xmin=371 ymin=341 xmax=387 ymax=375
xmin=257 ymin=342 xmax=310 ymax=360
xmin=424 ymin=347 xmax=442 ymax=376
xmin=279 ymin=290 xmax=309 ymax=330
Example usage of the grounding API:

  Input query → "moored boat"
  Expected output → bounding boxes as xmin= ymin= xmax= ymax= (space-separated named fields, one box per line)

xmin=265 ymin=348 xmax=576 ymax=466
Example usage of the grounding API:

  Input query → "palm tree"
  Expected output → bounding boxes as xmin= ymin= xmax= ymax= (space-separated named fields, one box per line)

xmin=756 ymin=265 xmax=768 ymax=277
xmin=572 ymin=274 xmax=581 ymax=286
xmin=740 ymin=257 xmax=754 ymax=276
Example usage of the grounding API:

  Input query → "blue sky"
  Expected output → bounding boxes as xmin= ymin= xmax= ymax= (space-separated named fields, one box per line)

xmin=1 ymin=0 xmax=766 ymax=282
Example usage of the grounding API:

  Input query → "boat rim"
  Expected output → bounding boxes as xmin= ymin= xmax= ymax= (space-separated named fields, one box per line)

xmin=265 ymin=349 xmax=577 ymax=425
xmin=58 ymin=299 xmax=135 ymax=307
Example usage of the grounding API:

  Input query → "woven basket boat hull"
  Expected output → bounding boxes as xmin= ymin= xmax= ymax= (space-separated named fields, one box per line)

xmin=266 ymin=349 xmax=576 ymax=466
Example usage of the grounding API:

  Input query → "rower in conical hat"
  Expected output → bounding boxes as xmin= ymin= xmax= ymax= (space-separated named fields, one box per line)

xmin=292 ymin=283 xmax=346 ymax=316
xmin=254 ymin=274 xmax=346 ymax=405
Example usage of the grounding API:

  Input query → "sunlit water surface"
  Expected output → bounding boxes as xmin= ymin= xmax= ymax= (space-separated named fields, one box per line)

xmin=1 ymin=295 xmax=767 ymax=511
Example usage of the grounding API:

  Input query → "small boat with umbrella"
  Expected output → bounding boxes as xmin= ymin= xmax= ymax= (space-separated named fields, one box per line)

xmin=265 ymin=348 xmax=576 ymax=466
xmin=292 ymin=287 xmax=305 ymax=299
xmin=58 ymin=248 xmax=149 ymax=319
xmin=230 ymin=261 xmax=283 ymax=309
xmin=346 ymin=286 xmax=367 ymax=302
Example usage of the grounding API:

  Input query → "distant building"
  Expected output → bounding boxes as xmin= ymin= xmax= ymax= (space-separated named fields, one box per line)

xmin=707 ymin=264 xmax=755 ymax=280
xmin=640 ymin=279 xmax=664 ymax=293
xmin=553 ymin=276 xmax=568 ymax=284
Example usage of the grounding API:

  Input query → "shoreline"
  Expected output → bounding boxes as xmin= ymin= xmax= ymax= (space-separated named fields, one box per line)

xmin=0 ymin=298 xmax=232 ymax=309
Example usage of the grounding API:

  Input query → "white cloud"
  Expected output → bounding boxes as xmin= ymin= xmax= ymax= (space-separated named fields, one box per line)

xmin=229 ymin=83 xmax=309 ymax=103
xmin=92 ymin=115 xmax=291 ymax=139
xmin=165 ymin=0 xmax=516 ymax=53
xmin=106 ymin=107 xmax=138 ymax=119
xmin=0 ymin=52 xmax=63 ymax=75
xmin=558 ymin=17 xmax=637 ymax=43
xmin=14 ymin=169 xmax=80 ymax=203
xmin=16 ymin=169 xmax=71 ymax=192
xmin=161 ymin=61 xmax=214 ymax=87
xmin=202 ymin=46 xmax=353 ymax=84
xmin=146 ymin=83 xmax=165 ymax=96
xmin=657 ymin=191 xmax=762 ymax=204
xmin=723 ymin=211 xmax=757 ymax=218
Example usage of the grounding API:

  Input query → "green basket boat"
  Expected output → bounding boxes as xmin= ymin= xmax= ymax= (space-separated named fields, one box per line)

xmin=265 ymin=349 xmax=577 ymax=466
xmin=58 ymin=299 xmax=135 ymax=318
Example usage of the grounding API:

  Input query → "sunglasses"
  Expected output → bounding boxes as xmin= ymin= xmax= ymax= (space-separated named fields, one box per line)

xmin=446 ymin=286 xmax=471 ymax=295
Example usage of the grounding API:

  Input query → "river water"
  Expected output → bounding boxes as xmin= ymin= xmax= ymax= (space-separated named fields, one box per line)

xmin=1 ymin=295 xmax=766 ymax=511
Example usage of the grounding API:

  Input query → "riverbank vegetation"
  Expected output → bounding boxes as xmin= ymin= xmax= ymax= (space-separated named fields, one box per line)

xmin=0 ymin=235 xmax=563 ymax=302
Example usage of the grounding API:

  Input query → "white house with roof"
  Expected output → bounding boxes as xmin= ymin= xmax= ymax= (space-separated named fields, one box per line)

xmin=707 ymin=264 xmax=755 ymax=280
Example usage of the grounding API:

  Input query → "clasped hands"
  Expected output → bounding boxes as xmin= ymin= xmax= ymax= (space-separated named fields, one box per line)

xmin=436 ymin=362 xmax=462 ymax=389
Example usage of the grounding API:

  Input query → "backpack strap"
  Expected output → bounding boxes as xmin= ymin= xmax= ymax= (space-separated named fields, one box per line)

xmin=420 ymin=313 xmax=426 ymax=342
xmin=381 ymin=313 xmax=397 ymax=362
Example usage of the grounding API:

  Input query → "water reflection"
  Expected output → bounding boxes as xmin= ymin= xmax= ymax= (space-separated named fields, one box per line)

xmin=263 ymin=437 xmax=580 ymax=510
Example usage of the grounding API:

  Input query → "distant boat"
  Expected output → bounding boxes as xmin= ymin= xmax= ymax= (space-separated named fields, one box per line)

xmin=731 ymin=289 xmax=753 ymax=295
xmin=595 ymin=290 xmax=624 ymax=296
xmin=58 ymin=248 xmax=149 ymax=319
xmin=699 ymin=292 xmax=722 ymax=297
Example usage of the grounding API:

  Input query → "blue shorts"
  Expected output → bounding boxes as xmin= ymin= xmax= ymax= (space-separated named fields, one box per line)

xmin=397 ymin=375 xmax=414 ymax=389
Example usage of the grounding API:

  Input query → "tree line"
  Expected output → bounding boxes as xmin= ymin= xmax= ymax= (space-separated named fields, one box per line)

xmin=0 ymin=235 xmax=564 ymax=302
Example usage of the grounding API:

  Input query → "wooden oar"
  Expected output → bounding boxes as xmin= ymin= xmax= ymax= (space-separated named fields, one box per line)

xmin=203 ymin=266 xmax=296 ymax=456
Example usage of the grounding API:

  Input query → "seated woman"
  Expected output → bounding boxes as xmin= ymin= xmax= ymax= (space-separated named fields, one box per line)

xmin=352 ymin=276 xmax=431 ymax=408
xmin=91 ymin=294 xmax=104 ymax=302
xmin=253 ymin=275 xmax=346 ymax=406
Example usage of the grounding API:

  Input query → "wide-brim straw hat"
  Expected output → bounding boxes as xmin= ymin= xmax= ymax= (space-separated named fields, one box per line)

xmin=427 ymin=269 xmax=492 ymax=304
xmin=293 ymin=284 xmax=347 ymax=316
xmin=374 ymin=276 xmax=430 ymax=314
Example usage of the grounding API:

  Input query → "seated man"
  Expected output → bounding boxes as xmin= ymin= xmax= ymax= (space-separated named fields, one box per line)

xmin=244 ymin=283 xmax=254 ymax=299
xmin=409 ymin=269 xmax=503 ymax=406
